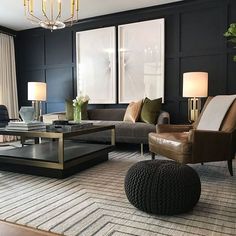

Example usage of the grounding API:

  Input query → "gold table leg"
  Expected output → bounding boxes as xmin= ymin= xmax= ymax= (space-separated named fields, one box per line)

xmin=58 ymin=136 xmax=64 ymax=169
xmin=111 ymin=128 xmax=116 ymax=145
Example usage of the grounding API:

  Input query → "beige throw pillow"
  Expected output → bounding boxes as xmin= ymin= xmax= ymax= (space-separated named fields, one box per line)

xmin=123 ymin=100 xmax=142 ymax=123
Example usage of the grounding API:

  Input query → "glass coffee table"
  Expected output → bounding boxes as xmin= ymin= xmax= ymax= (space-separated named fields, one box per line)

xmin=0 ymin=125 xmax=115 ymax=178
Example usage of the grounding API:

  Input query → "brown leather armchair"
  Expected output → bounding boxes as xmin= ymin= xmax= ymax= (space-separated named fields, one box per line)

xmin=149 ymin=98 xmax=236 ymax=176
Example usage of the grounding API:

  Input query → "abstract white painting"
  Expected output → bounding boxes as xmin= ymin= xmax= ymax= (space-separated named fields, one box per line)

xmin=118 ymin=19 xmax=165 ymax=103
xmin=76 ymin=27 xmax=116 ymax=104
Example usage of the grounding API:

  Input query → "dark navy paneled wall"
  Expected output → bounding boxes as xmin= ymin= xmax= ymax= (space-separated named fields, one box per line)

xmin=16 ymin=0 xmax=236 ymax=123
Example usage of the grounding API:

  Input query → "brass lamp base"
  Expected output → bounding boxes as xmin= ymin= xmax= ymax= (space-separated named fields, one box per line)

xmin=32 ymin=101 xmax=42 ymax=121
xmin=188 ymin=97 xmax=201 ymax=123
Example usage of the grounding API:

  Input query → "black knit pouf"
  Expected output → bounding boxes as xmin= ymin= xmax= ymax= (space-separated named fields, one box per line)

xmin=124 ymin=160 xmax=201 ymax=215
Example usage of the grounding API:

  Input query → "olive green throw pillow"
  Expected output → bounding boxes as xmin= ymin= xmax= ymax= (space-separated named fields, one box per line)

xmin=140 ymin=97 xmax=162 ymax=124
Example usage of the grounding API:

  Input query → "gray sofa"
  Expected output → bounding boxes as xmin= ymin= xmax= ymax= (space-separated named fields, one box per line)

xmin=78 ymin=108 xmax=170 ymax=145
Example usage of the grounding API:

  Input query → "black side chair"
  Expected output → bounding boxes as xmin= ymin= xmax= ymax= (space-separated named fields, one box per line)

xmin=0 ymin=105 xmax=20 ymax=146
xmin=0 ymin=105 xmax=11 ymax=127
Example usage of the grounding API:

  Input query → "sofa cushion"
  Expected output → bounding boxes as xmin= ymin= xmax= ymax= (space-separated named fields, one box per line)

xmin=140 ymin=97 xmax=162 ymax=124
xmin=77 ymin=120 xmax=156 ymax=144
xmin=123 ymin=100 xmax=142 ymax=123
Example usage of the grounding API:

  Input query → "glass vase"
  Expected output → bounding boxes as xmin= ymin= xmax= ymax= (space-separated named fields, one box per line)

xmin=74 ymin=106 xmax=81 ymax=123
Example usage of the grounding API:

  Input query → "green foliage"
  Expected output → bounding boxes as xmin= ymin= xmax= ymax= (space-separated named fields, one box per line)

xmin=224 ymin=23 xmax=236 ymax=62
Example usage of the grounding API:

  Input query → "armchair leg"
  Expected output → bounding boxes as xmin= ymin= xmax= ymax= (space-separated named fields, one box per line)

xmin=227 ymin=160 xmax=233 ymax=176
xmin=151 ymin=152 xmax=155 ymax=160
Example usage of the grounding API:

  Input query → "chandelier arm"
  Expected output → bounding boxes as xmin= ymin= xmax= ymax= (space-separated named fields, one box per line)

xmin=55 ymin=12 xmax=61 ymax=21
xmin=64 ymin=15 xmax=75 ymax=22
xmin=27 ymin=6 xmax=43 ymax=22
xmin=64 ymin=19 xmax=77 ymax=27
xmin=28 ymin=12 xmax=43 ymax=22
xmin=42 ymin=9 xmax=51 ymax=23
xmin=26 ymin=17 xmax=40 ymax=24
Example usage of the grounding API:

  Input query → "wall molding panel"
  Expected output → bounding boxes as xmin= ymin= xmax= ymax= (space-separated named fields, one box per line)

xmin=16 ymin=0 xmax=236 ymax=123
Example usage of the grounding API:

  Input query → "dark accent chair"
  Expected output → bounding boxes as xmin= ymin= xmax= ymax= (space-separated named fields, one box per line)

xmin=0 ymin=105 xmax=11 ymax=127
xmin=149 ymin=97 xmax=236 ymax=176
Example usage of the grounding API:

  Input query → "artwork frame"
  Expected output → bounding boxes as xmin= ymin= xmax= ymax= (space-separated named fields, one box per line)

xmin=76 ymin=27 xmax=116 ymax=104
xmin=118 ymin=19 xmax=165 ymax=104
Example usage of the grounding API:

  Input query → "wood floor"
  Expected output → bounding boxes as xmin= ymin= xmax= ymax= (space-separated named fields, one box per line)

xmin=0 ymin=220 xmax=60 ymax=236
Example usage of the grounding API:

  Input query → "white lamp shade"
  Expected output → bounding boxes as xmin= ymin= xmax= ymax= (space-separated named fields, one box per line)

xmin=28 ymin=82 xmax=47 ymax=101
xmin=183 ymin=72 xmax=208 ymax=97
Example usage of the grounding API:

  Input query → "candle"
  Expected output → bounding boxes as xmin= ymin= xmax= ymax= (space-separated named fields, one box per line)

xmin=42 ymin=0 xmax=46 ymax=14
xmin=30 ymin=0 xmax=34 ymax=13
xmin=58 ymin=0 xmax=61 ymax=15
xmin=76 ymin=0 xmax=79 ymax=11
xmin=71 ymin=0 xmax=75 ymax=16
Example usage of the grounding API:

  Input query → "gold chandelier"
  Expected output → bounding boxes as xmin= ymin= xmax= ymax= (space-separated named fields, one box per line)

xmin=23 ymin=0 xmax=79 ymax=31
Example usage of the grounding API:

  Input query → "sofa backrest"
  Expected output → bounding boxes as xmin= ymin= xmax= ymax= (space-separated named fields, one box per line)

xmin=87 ymin=109 xmax=126 ymax=121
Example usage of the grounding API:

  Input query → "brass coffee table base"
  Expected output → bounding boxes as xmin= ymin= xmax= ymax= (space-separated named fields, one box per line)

xmin=0 ymin=141 xmax=114 ymax=178
xmin=0 ymin=125 xmax=115 ymax=178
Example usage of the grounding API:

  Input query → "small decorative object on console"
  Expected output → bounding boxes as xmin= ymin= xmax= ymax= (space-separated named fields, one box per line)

xmin=19 ymin=106 xmax=35 ymax=123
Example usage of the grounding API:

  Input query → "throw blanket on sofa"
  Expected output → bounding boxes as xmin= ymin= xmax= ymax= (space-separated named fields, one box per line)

xmin=197 ymin=95 xmax=236 ymax=131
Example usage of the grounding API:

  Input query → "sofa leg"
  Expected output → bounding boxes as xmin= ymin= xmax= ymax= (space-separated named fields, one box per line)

xmin=228 ymin=160 xmax=233 ymax=176
xmin=151 ymin=152 xmax=155 ymax=160
xmin=140 ymin=143 xmax=143 ymax=156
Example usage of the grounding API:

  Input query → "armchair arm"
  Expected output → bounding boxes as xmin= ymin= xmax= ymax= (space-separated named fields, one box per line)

xmin=156 ymin=124 xmax=193 ymax=133
xmin=190 ymin=129 xmax=234 ymax=163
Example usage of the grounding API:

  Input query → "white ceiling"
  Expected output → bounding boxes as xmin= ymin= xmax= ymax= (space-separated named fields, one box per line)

xmin=0 ymin=0 xmax=182 ymax=31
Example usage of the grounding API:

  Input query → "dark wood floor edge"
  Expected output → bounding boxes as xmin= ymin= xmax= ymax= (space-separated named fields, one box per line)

xmin=0 ymin=220 xmax=61 ymax=236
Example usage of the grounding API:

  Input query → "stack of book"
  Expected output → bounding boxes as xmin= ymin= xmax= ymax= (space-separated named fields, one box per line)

xmin=43 ymin=112 xmax=67 ymax=124
xmin=6 ymin=121 xmax=46 ymax=131
xmin=46 ymin=122 xmax=93 ymax=132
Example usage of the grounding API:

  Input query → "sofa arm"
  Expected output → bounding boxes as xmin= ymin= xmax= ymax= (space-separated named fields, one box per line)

xmin=190 ymin=129 xmax=233 ymax=163
xmin=156 ymin=124 xmax=193 ymax=133
xmin=157 ymin=111 xmax=170 ymax=124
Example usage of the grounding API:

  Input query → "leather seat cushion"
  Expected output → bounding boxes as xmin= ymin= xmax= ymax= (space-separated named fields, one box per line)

xmin=149 ymin=132 xmax=192 ymax=163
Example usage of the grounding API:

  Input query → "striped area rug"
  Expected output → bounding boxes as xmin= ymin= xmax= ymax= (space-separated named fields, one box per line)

xmin=0 ymin=151 xmax=235 ymax=236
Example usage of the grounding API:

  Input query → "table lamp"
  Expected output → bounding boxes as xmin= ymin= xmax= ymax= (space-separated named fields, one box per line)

xmin=183 ymin=72 xmax=208 ymax=122
xmin=28 ymin=82 xmax=47 ymax=121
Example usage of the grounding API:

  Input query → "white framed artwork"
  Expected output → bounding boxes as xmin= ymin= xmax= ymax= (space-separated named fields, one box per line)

xmin=118 ymin=18 xmax=165 ymax=103
xmin=76 ymin=27 xmax=116 ymax=104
